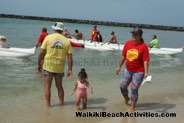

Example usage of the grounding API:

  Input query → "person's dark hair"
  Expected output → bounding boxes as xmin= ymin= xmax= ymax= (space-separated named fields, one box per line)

xmin=140 ymin=37 xmax=144 ymax=42
xmin=42 ymin=27 xmax=47 ymax=32
xmin=153 ymin=35 xmax=157 ymax=38
xmin=78 ymin=68 xmax=88 ymax=79
xmin=75 ymin=29 xmax=79 ymax=33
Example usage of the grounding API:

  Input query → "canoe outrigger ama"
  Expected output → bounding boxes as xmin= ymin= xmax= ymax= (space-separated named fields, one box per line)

xmin=0 ymin=46 xmax=36 ymax=58
xmin=0 ymin=35 xmax=36 ymax=58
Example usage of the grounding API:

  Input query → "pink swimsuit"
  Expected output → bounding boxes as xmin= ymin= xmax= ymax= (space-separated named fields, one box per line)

xmin=76 ymin=81 xmax=87 ymax=97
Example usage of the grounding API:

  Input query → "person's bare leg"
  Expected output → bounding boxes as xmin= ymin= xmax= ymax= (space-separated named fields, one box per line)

xmin=129 ymin=100 xmax=136 ymax=112
xmin=123 ymin=95 xmax=130 ymax=105
xmin=120 ymin=87 xmax=130 ymax=105
xmin=76 ymin=95 xmax=81 ymax=111
xmin=55 ymin=76 xmax=64 ymax=106
xmin=44 ymin=75 xmax=53 ymax=107
xmin=82 ymin=96 xmax=87 ymax=110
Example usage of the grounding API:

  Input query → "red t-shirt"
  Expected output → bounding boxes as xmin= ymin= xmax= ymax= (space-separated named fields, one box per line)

xmin=122 ymin=40 xmax=149 ymax=72
xmin=38 ymin=32 xmax=48 ymax=44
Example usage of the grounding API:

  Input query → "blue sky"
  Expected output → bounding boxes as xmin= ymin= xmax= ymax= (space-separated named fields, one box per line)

xmin=0 ymin=0 xmax=184 ymax=26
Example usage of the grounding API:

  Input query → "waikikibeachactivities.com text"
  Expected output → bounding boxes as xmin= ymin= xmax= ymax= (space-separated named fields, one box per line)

xmin=75 ymin=111 xmax=176 ymax=118
xmin=21 ymin=59 xmax=162 ymax=67
xmin=17 ymin=58 xmax=183 ymax=68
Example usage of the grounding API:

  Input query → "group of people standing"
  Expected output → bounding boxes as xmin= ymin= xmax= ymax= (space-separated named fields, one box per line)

xmin=35 ymin=22 xmax=152 ymax=112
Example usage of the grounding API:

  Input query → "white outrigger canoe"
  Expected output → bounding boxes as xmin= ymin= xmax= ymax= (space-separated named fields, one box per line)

xmin=0 ymin=46 xmax=36 ymax=57
xmin=70 ymin=38 xmax=183 ymax=55
xmin=70 ymin=38 xmax=124 ymax=51
xmin=149 ymin=48 xmax=183 ymax=55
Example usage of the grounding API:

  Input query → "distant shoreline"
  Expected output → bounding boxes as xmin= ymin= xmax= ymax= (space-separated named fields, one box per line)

xmin=1 ymin=14 xmax=184 ymax=32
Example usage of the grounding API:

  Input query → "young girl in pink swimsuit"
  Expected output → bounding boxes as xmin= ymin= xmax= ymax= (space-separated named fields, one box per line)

xmin=71 ymin=69 xmax=93 ymax=110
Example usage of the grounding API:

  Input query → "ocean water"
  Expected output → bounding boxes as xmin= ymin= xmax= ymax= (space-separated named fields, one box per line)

xmin=0 ymin=17 xmax=184 ymax=100
xmin=0 ymin=18 xmax=184 ymax=123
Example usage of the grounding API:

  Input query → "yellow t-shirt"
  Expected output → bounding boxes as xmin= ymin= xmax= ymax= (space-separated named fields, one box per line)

xmin=41 ymin=33 xmax=72 ymax=73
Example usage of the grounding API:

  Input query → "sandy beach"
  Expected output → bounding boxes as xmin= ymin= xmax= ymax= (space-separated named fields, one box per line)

xmin=0 ymin=71 xmax=184 ymax=123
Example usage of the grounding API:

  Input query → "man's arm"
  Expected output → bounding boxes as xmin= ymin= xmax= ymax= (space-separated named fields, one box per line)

xmin=67 ymin=53 xmax=73 ymax=80
xmin=71 ymin=81 xmax=78 ymax=96
xmin=37 ymin=49 xmax=46 ymax=72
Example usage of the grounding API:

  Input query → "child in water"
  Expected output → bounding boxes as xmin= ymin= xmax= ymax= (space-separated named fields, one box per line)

xmin=71 ymin=68 xmax=93 ymax=110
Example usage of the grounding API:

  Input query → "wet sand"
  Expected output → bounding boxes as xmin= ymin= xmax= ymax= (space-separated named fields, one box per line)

xmin=0 ymin=72 xmax=184 ymax=123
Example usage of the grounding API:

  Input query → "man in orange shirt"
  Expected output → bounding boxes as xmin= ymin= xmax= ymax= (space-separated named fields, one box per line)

xmin=91 ymin=25 xmax=98 ymax=41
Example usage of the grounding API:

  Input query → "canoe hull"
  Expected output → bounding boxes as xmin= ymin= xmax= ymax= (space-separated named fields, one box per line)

xmin=0 ymin=47 xmax=36 ymax=57
xmin=149 ymin=48 xmax=183 ymax=55
xmin=70 ymin=38 xmax=124 ymax=51
xmin=70 ymin=38 xmax=183 ymax=55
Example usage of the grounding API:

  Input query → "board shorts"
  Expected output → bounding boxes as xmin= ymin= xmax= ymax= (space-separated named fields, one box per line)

xmin=42 ymin=70 xmax=64 ymax=78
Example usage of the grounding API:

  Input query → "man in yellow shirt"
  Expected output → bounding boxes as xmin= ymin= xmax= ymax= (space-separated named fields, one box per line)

xmin=38 ymin=22 xmax=73 ymax=107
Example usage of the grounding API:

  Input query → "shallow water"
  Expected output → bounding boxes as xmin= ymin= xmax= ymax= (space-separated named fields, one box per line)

xmin=0 ymin=18 xmax=184 ymax=123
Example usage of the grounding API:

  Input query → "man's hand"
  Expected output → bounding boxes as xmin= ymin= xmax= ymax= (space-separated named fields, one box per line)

xmin=67 ymin=70 xmax=73 ymax=80
xmin=37 ymin=65 xmax=42 ymax=72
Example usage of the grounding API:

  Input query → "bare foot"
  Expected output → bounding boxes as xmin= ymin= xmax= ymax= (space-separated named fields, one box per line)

xmin=46 ymin=105 xmax=51 ymax=108
xmin=83 ymin=107 xmax=87 ymax=110
xmin=46 ymin=103 xmax=51 ymax=108
xmin=59 ymin=103 xmax=64 ymax=106
xmin=76 ymin=106 xmax=79 ymax=111
xmin=128 ymin=107 xmax=135 ymax=112
xmin=124 ymin=97 xmax=130 ymax=105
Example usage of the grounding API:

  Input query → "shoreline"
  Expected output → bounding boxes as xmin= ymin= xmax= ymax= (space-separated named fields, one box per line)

xmin=0 ymin=67 xmax=184 ymax=123
xmin=1 ymin=79 xmax=184 ymax=123
xmin=0 ymin=13 xmax=184 ymax=32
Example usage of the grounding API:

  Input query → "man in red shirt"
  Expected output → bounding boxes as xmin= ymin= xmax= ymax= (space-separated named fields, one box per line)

xmin=35 ymin=27 xmax=48 ymax=47
xmin=116 ymin=27 xmax=149 ymax=112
